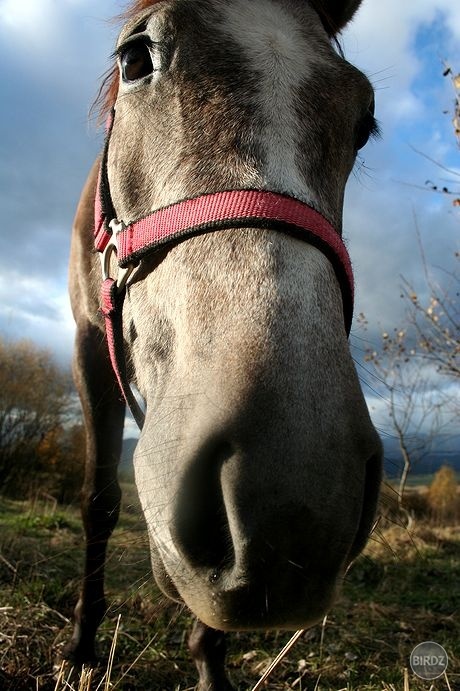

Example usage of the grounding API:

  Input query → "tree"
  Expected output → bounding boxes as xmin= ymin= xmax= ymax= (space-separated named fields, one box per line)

xmin=363 ymin=326 xmax=446 ymax=508
xmin=361 ymin=242 xmax=458 ymax=509
xmin=427 ymin=465 xmax=459 ymax=522
xmin=0 ymin=337 xmax=73 ymax=496
xmin=400 ymin=251 xmax=459 ymax=384
xmin=35 ymin=422 xmax=85 ymax=503
xmin=442 ymin=63 xmax=460 ymax=151
xmin=420 ymin=63 xmax=460 ymax=205
xmin=362 ymin=62 xmax=459 ymax=509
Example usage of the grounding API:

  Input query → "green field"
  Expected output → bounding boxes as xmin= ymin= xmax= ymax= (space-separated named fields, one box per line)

xmin=0 ymin=483 xmax=459 ymax=690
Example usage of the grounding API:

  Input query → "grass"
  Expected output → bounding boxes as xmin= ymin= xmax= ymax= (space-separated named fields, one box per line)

xmin=0 ymin=485 xmax=459 ymax=690
xmin=388 ymin=474 xmax=460 ymax=489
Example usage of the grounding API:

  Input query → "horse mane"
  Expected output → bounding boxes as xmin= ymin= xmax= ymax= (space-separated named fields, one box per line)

xmin=93 ymin=0 xmax=341 ymax=123
xmin=94 ymin=1 xmax=161 ymax=123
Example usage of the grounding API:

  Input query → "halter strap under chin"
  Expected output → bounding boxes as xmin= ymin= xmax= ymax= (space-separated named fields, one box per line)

xmin=94 ymin=114 xmax=354 ymax=429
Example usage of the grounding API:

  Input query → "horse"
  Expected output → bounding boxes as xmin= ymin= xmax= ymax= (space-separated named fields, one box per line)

xmin=66 ymin=0 xmax=383 ymax=688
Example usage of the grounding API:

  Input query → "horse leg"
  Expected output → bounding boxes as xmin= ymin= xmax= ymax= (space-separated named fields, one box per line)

xmin=62 ymin=322 xmax=125 ymax=665
xmin=188 ymin=619 xmax=234 ymax=691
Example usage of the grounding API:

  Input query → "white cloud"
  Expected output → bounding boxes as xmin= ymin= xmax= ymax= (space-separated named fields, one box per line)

xmin=0 ymin=272 xmax=75 ymax=364
xmin=0 ymin=0 xmax=52 ymax=29
xmin=0 ymin=0 xmax=68 ymax=48
xmin=342 ymin=0 xmax=460 ymax=130
xmin=0 ymin=0 xmax=113 ymax=36
xmin=336 ymin=0 xmax=460 ymax=345
xmin=0 ymin=0 xmax=117 ymax=98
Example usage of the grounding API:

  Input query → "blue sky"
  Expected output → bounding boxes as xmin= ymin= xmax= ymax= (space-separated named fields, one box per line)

xmin=0 ymin=0 xmax=458 ymax=434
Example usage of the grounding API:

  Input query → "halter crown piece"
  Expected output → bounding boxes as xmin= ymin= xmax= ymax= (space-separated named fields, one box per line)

xmin=94 ymin=112 xmax=354 ymax=430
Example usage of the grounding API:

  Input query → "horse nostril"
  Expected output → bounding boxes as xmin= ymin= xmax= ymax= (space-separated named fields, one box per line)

xmin=172 ymin=439 xmax=235 ymax=572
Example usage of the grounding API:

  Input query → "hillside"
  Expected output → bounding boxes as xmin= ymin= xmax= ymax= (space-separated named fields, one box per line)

xmin=381 ymin=433 xmax=460 ymax=478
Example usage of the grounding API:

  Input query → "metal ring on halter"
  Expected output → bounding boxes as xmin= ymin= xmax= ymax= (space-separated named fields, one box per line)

xmin=100 ymin=219 xmax=138 ymax=292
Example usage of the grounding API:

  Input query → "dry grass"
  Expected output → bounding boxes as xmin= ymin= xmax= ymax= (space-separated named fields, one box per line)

xmin=0 ymin=484 xmax=459 ymax=690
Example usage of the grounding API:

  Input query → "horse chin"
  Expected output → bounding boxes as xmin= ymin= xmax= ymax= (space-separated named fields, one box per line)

xmin=166 ymin=566 xmax=339 ymax=632
xmin=150 ymin=537 xmax=343 ymax=631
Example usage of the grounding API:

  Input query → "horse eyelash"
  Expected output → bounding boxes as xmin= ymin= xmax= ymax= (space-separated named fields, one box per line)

xmin=113 ymin=33 xmax=156 ymax=60
xmin=369 ymin=117 xmax=382 ymax=140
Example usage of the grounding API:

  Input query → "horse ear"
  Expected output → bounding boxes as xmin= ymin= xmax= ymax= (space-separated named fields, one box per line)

xmin=310 ymin=0 xmax=363 ymax=35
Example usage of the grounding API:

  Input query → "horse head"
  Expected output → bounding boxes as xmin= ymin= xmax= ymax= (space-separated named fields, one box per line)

xmin=69 ymin=0 xmax=382 ymax=661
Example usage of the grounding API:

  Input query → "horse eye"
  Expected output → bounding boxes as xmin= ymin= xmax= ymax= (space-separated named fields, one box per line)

xmin=120 ymin=42 xmax=153 ymax=82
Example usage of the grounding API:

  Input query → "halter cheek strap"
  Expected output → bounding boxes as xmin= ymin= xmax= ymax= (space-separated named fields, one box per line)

xmin=94 ymin=117 xmax=354 ymax=430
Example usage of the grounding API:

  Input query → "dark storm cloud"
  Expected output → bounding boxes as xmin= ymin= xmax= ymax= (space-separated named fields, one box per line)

xmin=0 ymin=1 xmax=119 ymax=360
